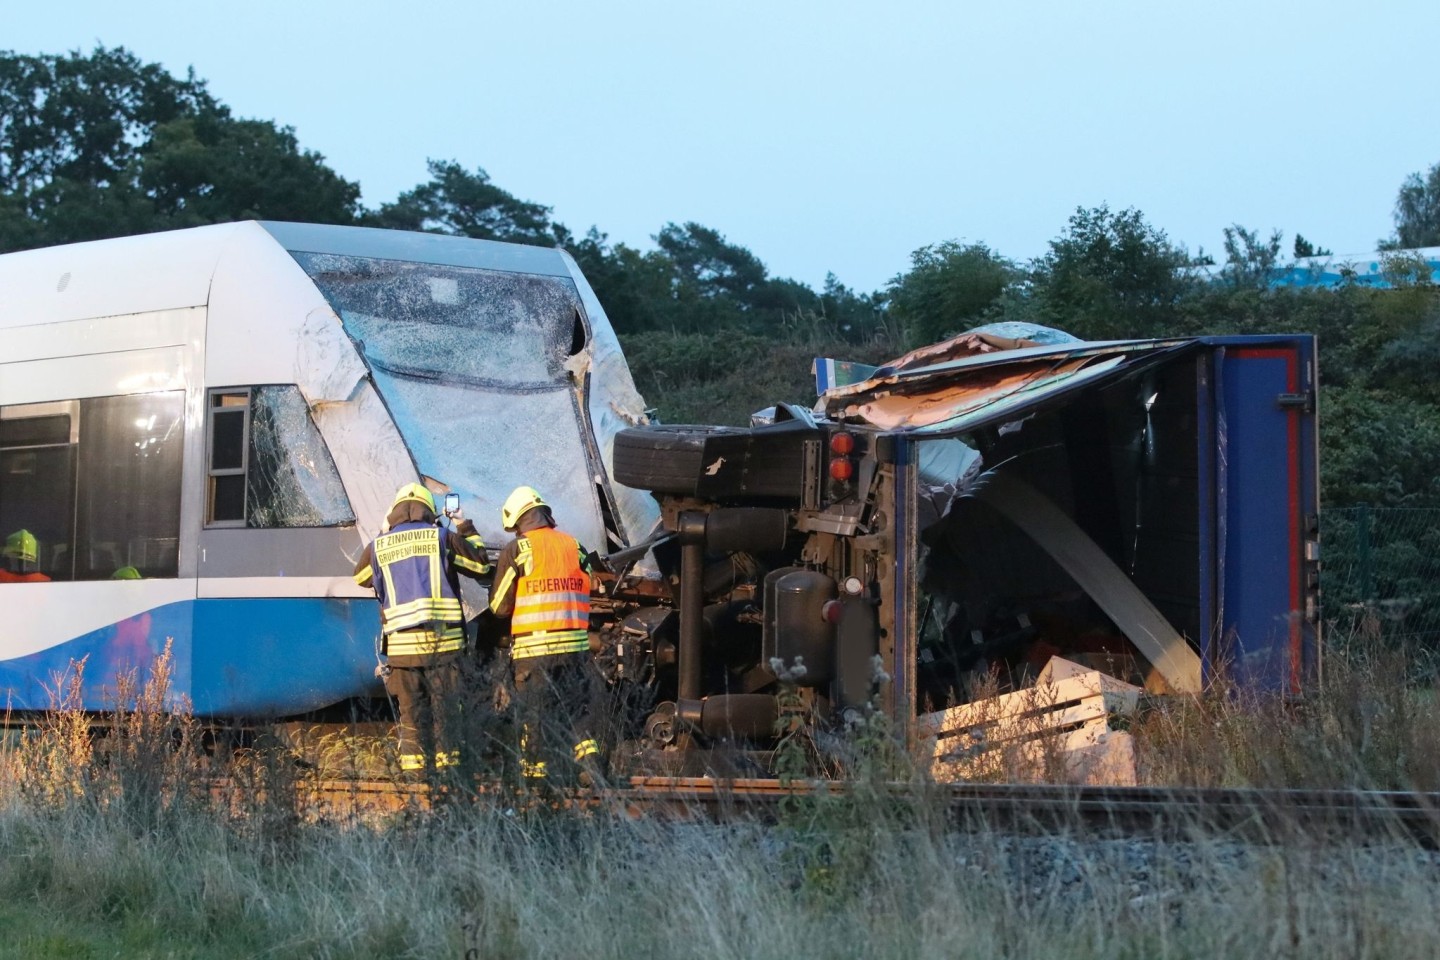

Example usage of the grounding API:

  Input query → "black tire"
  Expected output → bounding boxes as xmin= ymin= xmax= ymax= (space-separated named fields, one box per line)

xmin=612 ymin=425 xmax=750 ymax=495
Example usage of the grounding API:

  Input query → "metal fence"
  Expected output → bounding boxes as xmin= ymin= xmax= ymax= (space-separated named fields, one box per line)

xmin=1322 ymin=506 xmax=1440 ymax=647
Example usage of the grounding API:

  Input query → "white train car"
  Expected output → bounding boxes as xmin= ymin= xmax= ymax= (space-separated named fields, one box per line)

xmin=0 ymin=221 xmax=659 ymax=717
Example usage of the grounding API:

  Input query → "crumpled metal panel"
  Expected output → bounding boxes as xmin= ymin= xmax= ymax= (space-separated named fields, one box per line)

xmin=843 ymin=356 xmax=1115 ymax=430
xmin=815 ymin=331 xmax=1029 ymax=400
xmin=823 ymin=335 xmax=1193 ymax=437
xmin=217 ymin=226 xmax=658 ymax=556
xmin=308 ymin=383 xmax=417 ymax=564
xmin=370 ymin=371 xmax=605 ymax=550
xmin=965 ymin=321 xmax=1080 ymax=345
xmin=207 ymin=223 xmax=369 ymax=405
xmin=878 ymin=330 xmax=1048 ymax=376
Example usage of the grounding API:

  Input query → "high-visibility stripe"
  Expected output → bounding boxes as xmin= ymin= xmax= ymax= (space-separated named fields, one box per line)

xmin=385 ymin=595 xmax=464 ymax=618
xmin=513 ymin=594 xmax=588 ymax=629
xmin=454 ymin=554 xmax=490 ymax=575
xmin=386 ymin=627 xmax=464 ymax=656
xmin=512 ymin=592 xmax=590 ymax=629
xmin=489 ymin=563 xmax=520 ymax=614
xmin=573 ymin=739 xmax=600 ymax=760
xmin=400 ymin=754 xmax=425 ymax=771
xmin=458 ymin=534 xmax=490 ymax=575
xmin=382 ymin=596 xmax=463 ymax=633
xmin=434 ymin=751 xmax=460 ymax=768
xmin=378 ymin=550 xmax=400 ymax=616
xmin=511 ymin=630 xmax=589 ymax=659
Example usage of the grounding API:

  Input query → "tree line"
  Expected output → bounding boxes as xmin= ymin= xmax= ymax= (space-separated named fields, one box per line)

xmin=5 ymin=47 xmax=1440 ymax=509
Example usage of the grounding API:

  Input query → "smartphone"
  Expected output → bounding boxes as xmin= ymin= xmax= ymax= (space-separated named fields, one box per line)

xmin=443 ymin=493 xmax=460 ymax=516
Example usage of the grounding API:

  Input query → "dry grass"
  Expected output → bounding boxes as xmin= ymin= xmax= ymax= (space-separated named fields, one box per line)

xmin=1133 ymin=631 xmax=1440 ymax=790
xmin=2 ymin=634 xmax=1440 ymax=957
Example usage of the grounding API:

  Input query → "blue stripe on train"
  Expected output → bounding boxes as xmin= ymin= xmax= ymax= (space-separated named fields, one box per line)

xmin=0 ymin=598 xmax=384 ymax=717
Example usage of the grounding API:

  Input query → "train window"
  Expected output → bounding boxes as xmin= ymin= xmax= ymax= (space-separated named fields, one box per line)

xmin=74 ymin=393 xmax=184 ymax=579
xmin=207 ymin=391 xmax=250 ymax=526
xmin=206 ymin=386 xmax=354 ymax=528
xmin=0 ymin=402 xmax=78 ymax=581
xmin=0 ymin=393 xmax=183 ymax=581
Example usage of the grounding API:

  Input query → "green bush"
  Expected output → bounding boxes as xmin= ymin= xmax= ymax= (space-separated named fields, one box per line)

xmin=621 ymin=330 xmax=899 ymax=426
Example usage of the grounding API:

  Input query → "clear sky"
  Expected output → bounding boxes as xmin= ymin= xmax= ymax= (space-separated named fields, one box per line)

xmin=6 ymin=0 xmax=1438 ymax=292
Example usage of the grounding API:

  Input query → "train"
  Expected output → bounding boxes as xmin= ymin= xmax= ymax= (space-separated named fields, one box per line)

xmin=0 ymin=221 xmax=658 ymax=717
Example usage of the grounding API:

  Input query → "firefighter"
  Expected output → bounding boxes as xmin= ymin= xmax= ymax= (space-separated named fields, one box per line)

xmin=354 ymin=484 xmax=491 ymax=777
xmin=489 ymin=486 xmax=601 ymax=783
xmin=0 ymin=529 xmax=50 ymax=583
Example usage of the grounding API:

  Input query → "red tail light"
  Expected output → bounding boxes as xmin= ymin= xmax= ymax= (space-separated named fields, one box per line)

xmin=826 ymin=430 xmax=861 ymax=503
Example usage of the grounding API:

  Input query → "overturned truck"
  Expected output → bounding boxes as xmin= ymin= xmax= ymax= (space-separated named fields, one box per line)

xmin=600 ymin=326 xmax=1320 ymax=778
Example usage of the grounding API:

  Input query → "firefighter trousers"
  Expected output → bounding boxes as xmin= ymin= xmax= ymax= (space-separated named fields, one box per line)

xmin=384 ymin=653 xmax=462 ymax=773
xmin=511 ymin=650 xmax=601 ymax=779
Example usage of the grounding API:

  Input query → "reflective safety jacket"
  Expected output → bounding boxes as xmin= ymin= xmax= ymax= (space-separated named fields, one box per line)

xmin=490 ymin=526 xmax=593 ymax=659
xmin=355 ymin=520 xmax=489 ymax=660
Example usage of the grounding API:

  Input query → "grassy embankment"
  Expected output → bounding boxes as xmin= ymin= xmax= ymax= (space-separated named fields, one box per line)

xmin=3 ymin=630 xmax=1440 ymax=958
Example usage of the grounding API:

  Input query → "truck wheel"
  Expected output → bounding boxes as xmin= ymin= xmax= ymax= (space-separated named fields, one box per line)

xmin=612 ymin=425 xmax=749 ymax=494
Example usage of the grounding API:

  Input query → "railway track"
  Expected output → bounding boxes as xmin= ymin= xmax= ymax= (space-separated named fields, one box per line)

xmin=206 ymin=776 xmax=1440 ymax=843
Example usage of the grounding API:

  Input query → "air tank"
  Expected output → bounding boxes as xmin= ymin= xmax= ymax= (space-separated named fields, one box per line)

xmin=762 ymin=567 xmax=836 ymax=687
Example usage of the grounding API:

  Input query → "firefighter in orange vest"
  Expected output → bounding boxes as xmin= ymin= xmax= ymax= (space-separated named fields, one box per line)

xmin=489 ymin=486 xmax=600 ymax=782
xmin=354 ymin=484 xmax=491 ymax=777
xmin=0 ymin=529 xmax=50 ymax=584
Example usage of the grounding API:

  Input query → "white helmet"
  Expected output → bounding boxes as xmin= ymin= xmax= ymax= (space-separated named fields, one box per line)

xmin=501 ymin=486 xmax=547 ymax=531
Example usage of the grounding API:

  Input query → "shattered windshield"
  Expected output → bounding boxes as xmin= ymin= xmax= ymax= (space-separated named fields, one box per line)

xmin=289 ymin=252 xmax=606 ymax=549
xmin=247 ymin=386 xmax=354 ymax=528
xmin=292 ymin=253 xmax=583 ymax=390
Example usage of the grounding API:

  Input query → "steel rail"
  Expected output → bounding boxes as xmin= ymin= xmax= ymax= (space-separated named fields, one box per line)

xmin=203 ymin=776 xmax=1440 ymax=842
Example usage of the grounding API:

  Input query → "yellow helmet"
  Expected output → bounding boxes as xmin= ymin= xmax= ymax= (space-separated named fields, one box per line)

xmin=4 ymin=529 xmax=38 ymax=564
xmin=391 ymin=482 xmax=436 ymax=514
xmin=112 ymin=565 xmax=142 ymax=580
xmin=501 ymin=486 xmax=547 ymax=531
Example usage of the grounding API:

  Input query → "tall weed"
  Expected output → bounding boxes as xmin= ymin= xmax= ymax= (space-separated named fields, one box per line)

xmin=1134 ymin=629 xmax=1440 ymax=789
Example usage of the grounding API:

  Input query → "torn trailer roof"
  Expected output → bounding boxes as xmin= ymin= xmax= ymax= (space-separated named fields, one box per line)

xmin=817 ymin=327 xmax=1197 ymax=435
